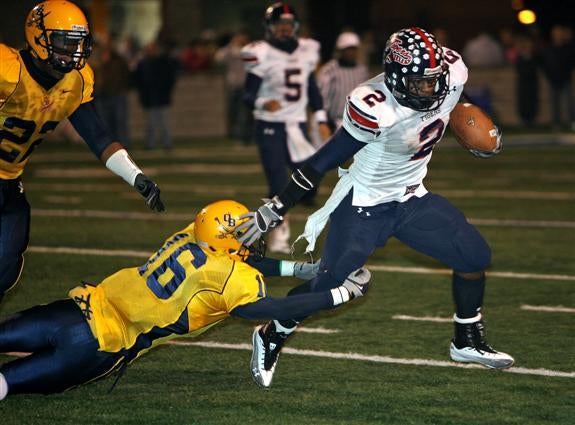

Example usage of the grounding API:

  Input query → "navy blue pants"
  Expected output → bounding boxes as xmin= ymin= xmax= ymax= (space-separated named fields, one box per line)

xmin=255 ymin=120 xmax=318 ymax=202
xmin=311 ymin=190 xmax=491 ymax=291
xmin=0 ymin=179 xmax=30 ymax=301
xmin=0 ymin=299 xmax=124 ymax=394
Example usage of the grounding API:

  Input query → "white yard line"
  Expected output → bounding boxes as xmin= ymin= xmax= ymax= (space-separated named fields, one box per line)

xmin=367 ymin=264 xmax=575 ymax=282
xmin=168 ymin=340 xmax=575 ymax=379
xmin=392 ymin=315 xmax=453 ymax=323
xmin=26 ymin=245 xmax=575 ymax=282
xmin=30 ymin=208 xmax=575 ymax=229
xmin=520 ymin=305 xmax=575 ymax=313
xmin=296 ymin=327 xmax=340 ymax=334
xmin=24 ymin=182 xmax=575 ymax=201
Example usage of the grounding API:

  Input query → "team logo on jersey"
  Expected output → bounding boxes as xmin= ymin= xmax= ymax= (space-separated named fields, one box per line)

xmin=40 ymin=95 xmax=54 ymax=112
xmin=386 ymin=40 xmax=413 ymax=65
xmin=404 ymin=184 xmax=420 ymax=196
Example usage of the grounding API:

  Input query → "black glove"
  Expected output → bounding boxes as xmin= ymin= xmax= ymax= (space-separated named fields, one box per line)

xmin=134 ymin=173 xmax=165 ymax=212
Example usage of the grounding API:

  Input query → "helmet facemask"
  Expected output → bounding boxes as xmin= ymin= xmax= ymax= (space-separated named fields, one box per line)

xmin=43 ymin=30 xmax=92 ymax=73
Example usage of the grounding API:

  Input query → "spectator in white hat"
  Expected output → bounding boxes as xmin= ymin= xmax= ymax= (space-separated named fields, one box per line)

xmin=318 ymin=31 xmax=369 ymax=129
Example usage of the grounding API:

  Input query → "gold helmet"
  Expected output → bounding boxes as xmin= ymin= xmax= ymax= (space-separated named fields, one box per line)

xmin=25 ymin=1 xmax=92 ymax=73
xmin=194 ymin=200 xmax=258 ymax=261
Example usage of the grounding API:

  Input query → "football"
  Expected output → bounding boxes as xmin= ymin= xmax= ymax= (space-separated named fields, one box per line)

xmin=449 ymin=103 xmax=499 ymax=152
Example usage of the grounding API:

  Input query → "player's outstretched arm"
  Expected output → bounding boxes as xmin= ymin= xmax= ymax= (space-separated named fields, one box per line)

xmin=230 ymin=267 xmax=370 ymax=320
xmin=246 ymin=257 xmax=320 ymax=280
xmin=237 ymin=127 xmax=366 ymax=246
xmin=68 ymin=102 xmax=165 ymax=212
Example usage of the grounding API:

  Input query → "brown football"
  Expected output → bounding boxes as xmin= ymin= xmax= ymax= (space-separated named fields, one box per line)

xmin=449 ymin=103 xmax=499 ymax=152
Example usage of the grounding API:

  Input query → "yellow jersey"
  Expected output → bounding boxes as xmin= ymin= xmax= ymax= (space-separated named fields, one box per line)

xmin=69 ymin=223 xmax=266 ymax=356
xmin=0 ymin=44 xmax=94 ymax=179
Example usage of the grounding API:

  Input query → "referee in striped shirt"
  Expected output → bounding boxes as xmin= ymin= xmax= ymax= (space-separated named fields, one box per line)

xmin=318 ymin=32 xmax=369 ymax=129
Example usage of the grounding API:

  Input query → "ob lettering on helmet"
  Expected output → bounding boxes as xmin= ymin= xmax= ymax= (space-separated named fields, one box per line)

xmin=25 ymin=1 xmax=93 ymax=74
xmin=383 ymin=27 xmax=450 ymax=112
xmin=194 ymin=200 xmax=265 ymax=262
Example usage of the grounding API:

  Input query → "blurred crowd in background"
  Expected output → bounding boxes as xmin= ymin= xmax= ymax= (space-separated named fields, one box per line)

xmin=79 ymin=20 xmax=574 ymax=150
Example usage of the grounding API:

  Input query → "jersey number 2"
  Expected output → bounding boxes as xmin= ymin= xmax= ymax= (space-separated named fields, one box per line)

xmin=411 ymin=118 xmax=445 ymax=160
xmin=0 ymin=117 xmax=58 ymax=163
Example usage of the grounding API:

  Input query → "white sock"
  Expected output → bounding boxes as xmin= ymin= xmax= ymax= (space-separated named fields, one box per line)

xmin=273 ymin=319 xmax=297 ymax=335
xmin=0 ymin=373 xmax=8 ymax=400
xmin=453 ymin=313 xmax=482 ymax=324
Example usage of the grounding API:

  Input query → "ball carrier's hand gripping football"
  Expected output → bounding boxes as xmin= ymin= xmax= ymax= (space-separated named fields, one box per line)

xmin=469 ymin=125 xmax=502 ymax=158
xmin=449 ymin=102 xmax=503 ymax=159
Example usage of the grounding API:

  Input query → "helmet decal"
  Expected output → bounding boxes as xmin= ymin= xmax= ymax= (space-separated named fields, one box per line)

xmin=386 ymin=39 xmax=413 ymax=66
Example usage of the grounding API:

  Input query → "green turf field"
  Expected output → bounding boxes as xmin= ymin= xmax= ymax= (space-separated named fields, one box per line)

xmin=0 ymin=137 xmax=573 ymax=424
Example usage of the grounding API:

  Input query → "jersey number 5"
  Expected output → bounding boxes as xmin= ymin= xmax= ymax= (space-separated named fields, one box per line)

xmin=284 ymin=68 xmax=301 ymax=101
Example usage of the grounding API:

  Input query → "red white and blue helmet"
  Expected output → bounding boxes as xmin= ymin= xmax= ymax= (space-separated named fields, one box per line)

xmin=264 ymin=2 xmax=299 ymax=40
xmin=383 ymin=27 xmax=450 ymax=111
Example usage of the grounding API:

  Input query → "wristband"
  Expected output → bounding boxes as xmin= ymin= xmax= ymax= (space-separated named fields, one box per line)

xmin=105 ymin=149 xmax=142 ymax=186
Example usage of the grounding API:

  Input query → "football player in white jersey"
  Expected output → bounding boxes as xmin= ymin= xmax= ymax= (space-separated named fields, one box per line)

xmin=241 ymin=2 xmax=331 ymax=253
xmin=238 ymin=27 xmax=512 ymax=388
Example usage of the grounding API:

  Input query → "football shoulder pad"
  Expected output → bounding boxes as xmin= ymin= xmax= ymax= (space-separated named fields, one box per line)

xmin=240 ymin=41 xmax=270 ymax=73
xmin=343 ymin=80 xmax=398 ymax=142
xmin=443 ymin=47 xmax=468 ymax=87
xmin=0 ymin=44 xmax=21 ymax=93
xmin=78 ymin=62 xmax=95 ymax=104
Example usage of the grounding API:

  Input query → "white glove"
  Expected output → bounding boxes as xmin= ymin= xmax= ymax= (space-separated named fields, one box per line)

xmin=331 ymin=267 xmax=371 ymax=306
xmin=237 ymin=197 xmax=284 ymax=246
xmin=470 ymin=126 xmax=502 ymax=158
xmin=292 ymin=261 xmax=320 ymax=280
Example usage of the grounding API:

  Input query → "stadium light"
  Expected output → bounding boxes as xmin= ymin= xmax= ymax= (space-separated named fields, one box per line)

xmin=517 ymin=9 xmax=536 ymax=25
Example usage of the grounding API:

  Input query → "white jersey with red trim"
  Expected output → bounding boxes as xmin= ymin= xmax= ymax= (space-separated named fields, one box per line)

xmin=341 ymin=48 xmax=468 ymax=206
xmin=241 ymin=38 xmax=320 ymax=122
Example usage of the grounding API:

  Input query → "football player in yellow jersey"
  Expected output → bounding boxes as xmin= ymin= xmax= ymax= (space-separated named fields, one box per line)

xmin=0 ymin=200 xmax=370 ymax=398
xmin=0 ymin=1 xmax=164 ymax=302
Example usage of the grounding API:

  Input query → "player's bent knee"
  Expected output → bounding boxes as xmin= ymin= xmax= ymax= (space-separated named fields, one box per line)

xmin=454 ymin=228 xmax=492 ymax=273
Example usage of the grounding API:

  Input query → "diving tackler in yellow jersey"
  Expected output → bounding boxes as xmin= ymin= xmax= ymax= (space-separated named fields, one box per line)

xmin=0 ymin=199 xmax=370 ymax=396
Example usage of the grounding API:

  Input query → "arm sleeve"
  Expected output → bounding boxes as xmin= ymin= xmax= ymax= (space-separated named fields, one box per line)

xmin=306 ymin=126 xmax=366 ymax=174
xmin=230 ymin=291 xmax=333 ymax=320
xmin=242 ymin=72 xmax=262 ymax=110
xmin=68 ymin=101 xmax=114 ymax=158
xmin=275 ymin=127 xmax=366 ymax=213
xmin=307 ymin=73 xmax=324 ymax=112
xmin=245 ymin=257 xmax=281 ymax=277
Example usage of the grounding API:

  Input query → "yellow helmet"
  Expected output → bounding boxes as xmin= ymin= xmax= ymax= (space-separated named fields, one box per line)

xmin=25 ymin=1 xmax=92 ymax=73
xmin=194 ymin=200 xmax=253 ymax=261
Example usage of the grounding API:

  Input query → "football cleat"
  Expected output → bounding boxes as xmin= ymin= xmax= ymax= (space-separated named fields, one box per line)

xmin=450 ymin=317 xmax=514 ymax=369
xmin=250 ymin=321 xmax=289 ymax=388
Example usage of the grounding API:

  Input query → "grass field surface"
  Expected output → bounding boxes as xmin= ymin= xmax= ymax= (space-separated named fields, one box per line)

xmin=0 ymin=137 xmax=573 ymax=424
